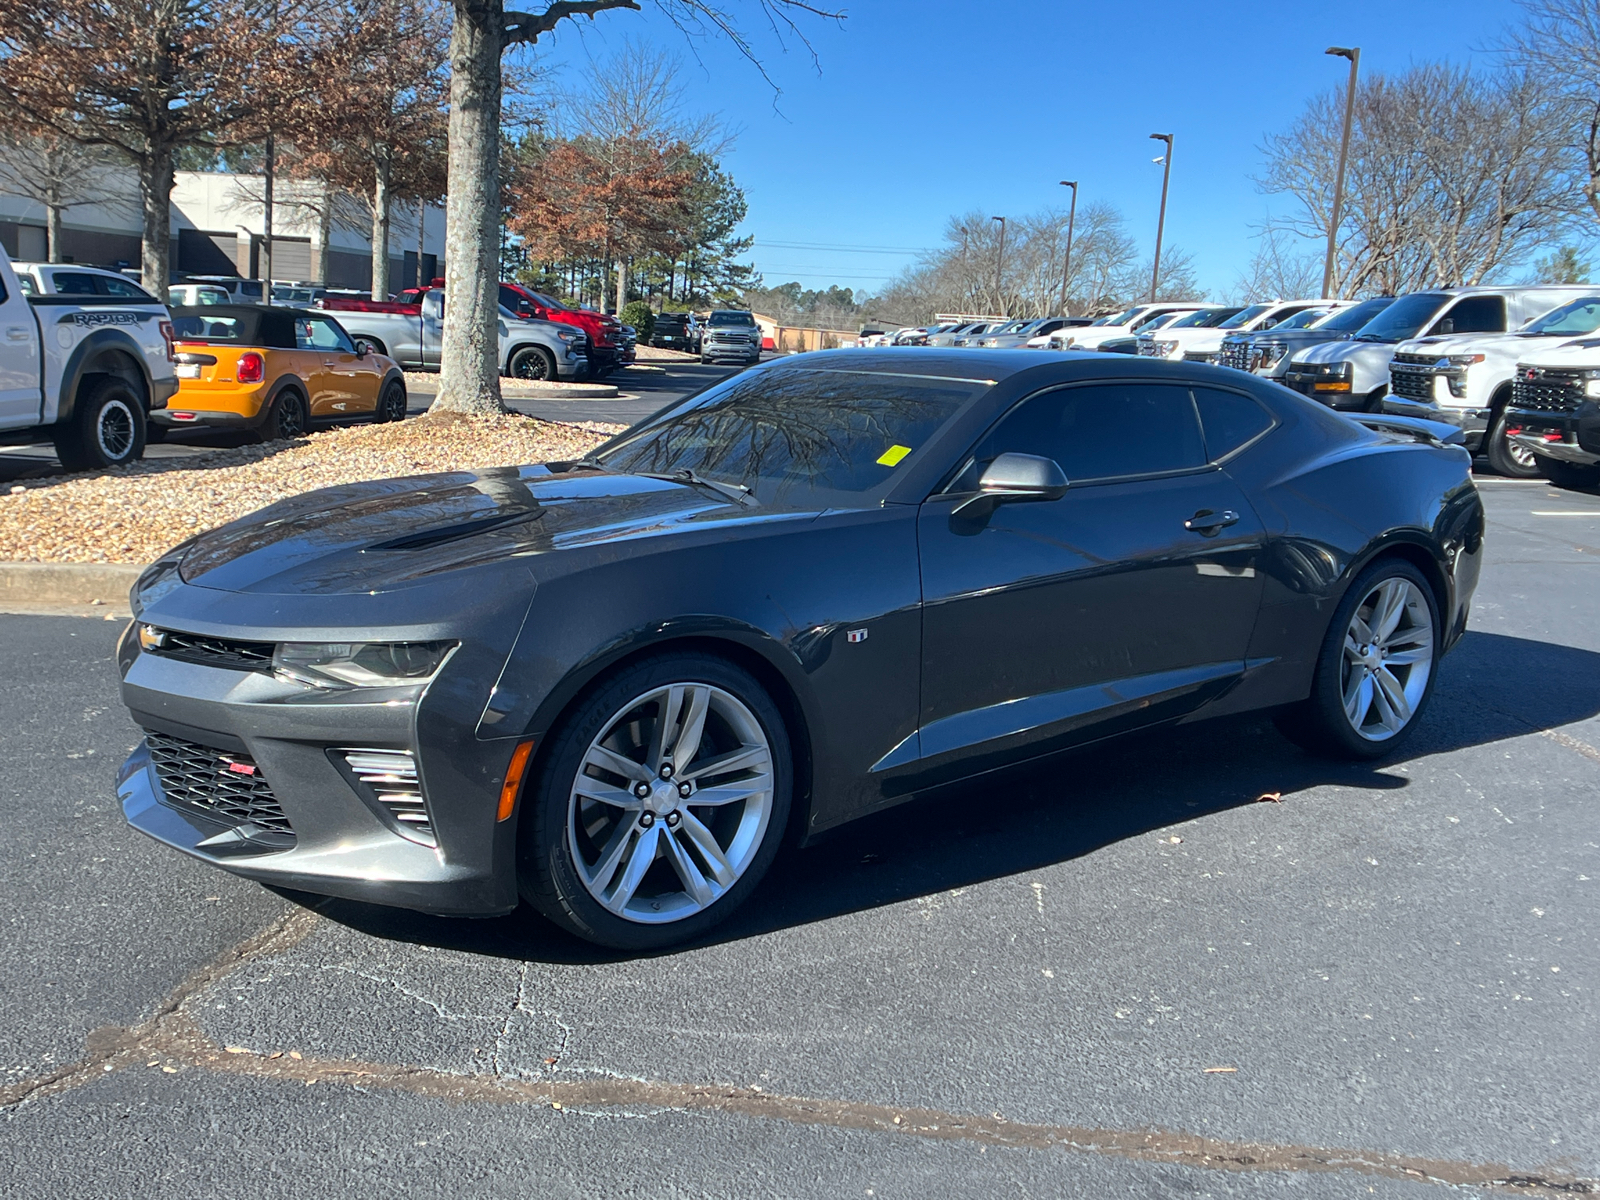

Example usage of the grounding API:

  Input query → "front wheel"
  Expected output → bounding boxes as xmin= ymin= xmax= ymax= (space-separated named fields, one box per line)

xmin=1485 ymin=411 xmax=1540 ymax=478
xmin=520 ymin=653 xmax=792 ymax=950
xmin=54 ymin=377 xmax=146 ymax=472
xmin=1274 ymin=559 xmax=1439 ymax=759
xmin=507 ymin=346 xmax=556 ymax=381
xmin=1534 ymin=456 xmax=1600 ymax=490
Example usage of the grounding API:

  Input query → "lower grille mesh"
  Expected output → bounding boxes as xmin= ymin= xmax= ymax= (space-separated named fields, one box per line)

xmin=145 ymin=730 xmax=295 ymax=844
xmin=340 ymin=748 xmax=431 ymax=842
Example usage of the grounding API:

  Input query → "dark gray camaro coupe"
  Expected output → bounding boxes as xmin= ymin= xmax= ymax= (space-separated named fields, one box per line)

xmin=117 ymin=350 xmax=1484 ymax=948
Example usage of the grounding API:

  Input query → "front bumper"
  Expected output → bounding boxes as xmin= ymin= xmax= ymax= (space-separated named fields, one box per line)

xmin=1282 ymin=370 xmax=1370 ymax=410
xmin=117 ymin=624 xmax=525 ymax=917
xmin=1504 ymin=406 xmax=1600 ymax=465
xmin=702 ymin=340 xmax=760 ymax=361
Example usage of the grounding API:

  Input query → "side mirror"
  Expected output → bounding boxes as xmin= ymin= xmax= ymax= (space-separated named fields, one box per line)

xmin=955 ymin=452 xmax=1069 ymax=516
xmin=1438 ymin=318 xmax=1454 ymax=335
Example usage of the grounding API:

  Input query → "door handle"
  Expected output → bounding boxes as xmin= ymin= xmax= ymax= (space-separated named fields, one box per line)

xmin=1185 ymin=509 xmax=1239 ymax=535
xmin=5 ymin=327 xmax=30 ymax=341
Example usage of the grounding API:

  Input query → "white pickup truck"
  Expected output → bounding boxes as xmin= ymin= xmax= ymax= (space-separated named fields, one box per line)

xmin=1380 ymin=292 xmax=1600 ymax=477
xmin=1137 ymin=299 xmax=1326 ymax=363
xmin=0 ymin=247 xmax=177 ymax=470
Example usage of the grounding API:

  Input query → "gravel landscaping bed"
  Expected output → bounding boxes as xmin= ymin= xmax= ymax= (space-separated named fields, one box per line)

xmin=633 ymin=345 xmax=699 ymax=362
xmin=0 ymin=412 xmax=622 ymax=565
xmin=400 ymin=372 xmax=618 ymax=397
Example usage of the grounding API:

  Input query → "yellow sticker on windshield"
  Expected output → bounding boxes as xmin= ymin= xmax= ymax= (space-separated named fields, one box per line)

xmin=877 ymin=444 xmax=912 ymax=467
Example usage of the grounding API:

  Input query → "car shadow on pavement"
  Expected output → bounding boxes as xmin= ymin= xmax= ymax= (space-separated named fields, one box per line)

xmin=299 ymin=630 xmax=1600 ymax=964
xmin=0 ymin=429 xmax=305 ymax=488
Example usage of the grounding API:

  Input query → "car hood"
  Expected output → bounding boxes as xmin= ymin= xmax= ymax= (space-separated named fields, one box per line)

xmin=1295 ymin=339 xmax=1396 ymax=366
xmin=1392 ymin=332 xmax=1523 ymax=357
xmin=1515 ymin=337 xmax=1600 ymax=369
xmin=176 ymin=467 xmax=780 ymax=597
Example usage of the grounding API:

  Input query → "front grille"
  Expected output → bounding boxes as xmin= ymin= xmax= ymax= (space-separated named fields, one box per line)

xmin=1217 ymin=339 xmax=1252 ymax=371
xmin=1389 ymin=363 xmax=1437 ymax=401
xmin=339 ymin=748 xmax=431 ymax=842
xmin=1512 ymin=369 xmax=1584 ymax=414
xmin=1252 ymin=341 xmax=1287 ymax=372
xmin=146 ymin=628 xmax=275 ymax=672
xmin=145 ymin=730 xmax=295 ymax=845
xmin=1183 ymin=350 xmax=1219 ymax=364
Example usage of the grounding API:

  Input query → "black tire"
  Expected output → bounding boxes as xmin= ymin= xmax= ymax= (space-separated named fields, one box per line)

xmin=374 ymin=378 xmax=408 ymax=423
xmin=519 ymin=652 xmax=793 ymax=950
xmin=259 ymin=388 xmax=308 ymax=442
xmin=507 ymin=346 xmax=556 ymax=382
xmin=53 ymin=377 xmax=145 ymax=472
xmin=1534 ymin=456 xmax=1600 ymax=490
xmin=145 ymin=423 xmax=168 ymax=444
xmin=352 ymin=337 xmax=384 ymax=357
xmin=1485 ymin=409 xmax=1541 ymax=478
xmin=1274 ymin=558 xmax=1441 ymax=760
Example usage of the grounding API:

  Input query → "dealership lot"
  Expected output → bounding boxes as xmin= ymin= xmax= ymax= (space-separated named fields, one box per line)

xmin=0 ymin=475 xmax=1594 ymax=1198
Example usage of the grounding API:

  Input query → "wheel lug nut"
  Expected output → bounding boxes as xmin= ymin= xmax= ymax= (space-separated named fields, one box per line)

xmin=677 ymin=782 xmax=691 ymax=798
xmin=639 ymin=812 xmax=654 ymax=828
xmin=665 ymin=812 xmax=681 ymax=828
xmin=634 ymin=782 xmax=650 ymax=798
xmin=659 ymin=763 xmax=674 ymax=779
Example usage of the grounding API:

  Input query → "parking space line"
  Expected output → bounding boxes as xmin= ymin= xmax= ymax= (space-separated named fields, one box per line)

xmin=1531 ymin=511 xmax=1600 ymax=516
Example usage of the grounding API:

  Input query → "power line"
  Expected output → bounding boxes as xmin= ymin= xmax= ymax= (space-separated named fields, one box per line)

xmin=753 ymin=240 xmax=934 ymax=255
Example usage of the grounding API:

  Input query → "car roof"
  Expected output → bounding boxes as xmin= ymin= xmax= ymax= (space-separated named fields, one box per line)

xmin=170 ymin=303 xmax=326 ymax=320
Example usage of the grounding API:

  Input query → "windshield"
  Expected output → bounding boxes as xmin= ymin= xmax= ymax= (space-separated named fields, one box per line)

xmin=1134 ymin=312 xmax=1179 ymax=332
xmin=1219 ymin=304 xmax=1273 ymax=330
xmin=1353 ymin=293 xmax=1449 ymax=342
xmin=1169 ymin=308 xmax=1228 ymax=329
xmin=1315 ymin=297 xmax=1394 ymax=332
xmin=593 ymin=367 xmax=990 ymax=508
xmin=709 ymin=311 xmax=756 ymax=326
xmin=1523 ymin=296 xmax=1600 ymax=336
xmin=1271 ymin=309 xmax=1329 ymax=332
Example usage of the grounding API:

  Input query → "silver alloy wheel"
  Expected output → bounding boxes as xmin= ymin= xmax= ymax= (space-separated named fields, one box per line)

xmin=97 ymin=398 xmax=136 ymax=461
xmin=568 ymin=682 xmax=775 ymax=924
xmin=1340 ymin=577 xmax=1434 ymax=741
xmin=1505 ymin=433 xmax=1538 ymax=471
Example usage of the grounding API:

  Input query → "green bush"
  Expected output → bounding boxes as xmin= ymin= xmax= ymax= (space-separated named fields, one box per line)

xmin=620 ymin=302 xmax=655 ymax=341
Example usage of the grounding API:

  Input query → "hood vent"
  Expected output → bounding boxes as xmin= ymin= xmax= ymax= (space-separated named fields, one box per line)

xmin=366 ymin=509 xmax=542 ymax=552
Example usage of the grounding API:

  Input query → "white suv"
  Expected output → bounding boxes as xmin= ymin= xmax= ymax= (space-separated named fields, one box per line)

xmin=1137 ymin=300 xmax=1326 ymax=363
xmin=1045 ymin=302 xmax=1209 ymax=351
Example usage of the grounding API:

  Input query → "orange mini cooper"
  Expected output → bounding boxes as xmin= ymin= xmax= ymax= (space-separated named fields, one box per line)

xmin=158 ymin=304 xmax=408 ymax=439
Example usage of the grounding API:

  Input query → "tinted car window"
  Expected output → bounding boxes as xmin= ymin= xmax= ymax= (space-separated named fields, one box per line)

xmin=1192 ymin=387 xmax=1275 ymax=460
xmin=595 ymin=367 xmax=988 ymax=507
xmin=1436 ymin=295 xmax=1505 ymax=335
xmin=174 ymin=315 xmax=246 ymax=341
xmin=51 ymin=272 xmax=100 ymax=295
xmin=1354 ymin=293 xmax=1449 ymax=341
xmin=957 ymin=383 xmax=1207 ymax=487
xmin=1318 ymin=296 xmax=1394 ymax=332
xmin=297 ymin=316 xmax=355 ymax=352
xmin=100 ymin=275 xmax=153 ymax=299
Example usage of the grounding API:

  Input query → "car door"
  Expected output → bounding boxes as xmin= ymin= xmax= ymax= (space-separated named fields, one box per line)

xmin=290 ymin=315 xmax=340 ymax=414
xmin=0 ymin=270 xmax=41 ymax=428
xmin=421 ymin=291 xmax=445 ymax=368
xmin=304 ymin=315 xmax=376 ymax=414
xmin=914 ymin=380 xmax=1268 ymax=772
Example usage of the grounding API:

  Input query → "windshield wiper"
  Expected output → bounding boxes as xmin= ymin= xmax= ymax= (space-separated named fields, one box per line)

xmin=641 ymin=468 xmax=757 ymax=507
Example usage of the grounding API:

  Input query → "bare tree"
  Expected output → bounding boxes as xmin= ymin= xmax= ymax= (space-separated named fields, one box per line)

xmin=0 ymin=0 xmax=300 ymax=289
xmin=1507 ymin=1 xmax=1600 ymax=225
xmin=0 ymin=130 xmax=132 ymax=262
xmin=1231 ymin=223 xmax=1323 ymax=302
xmin=432 ymin=0 xmax=841 ymax=418
xmin=1258 ymin=62 xmax=1580 ymax=294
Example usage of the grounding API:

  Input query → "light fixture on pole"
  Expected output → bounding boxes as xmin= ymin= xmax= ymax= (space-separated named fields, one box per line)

xmin=1057 ymin=181 xmax=1078 ymax=316
xmin=1148 ymin=134 xmax=1174 ymax=304
xmin=1322 ymin=46 xmax=1361 ymax=299
xmin=992 ymin=216 xmax=1007 ymax=315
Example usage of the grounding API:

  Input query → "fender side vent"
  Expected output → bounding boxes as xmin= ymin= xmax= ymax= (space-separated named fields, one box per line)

xmin=337 ymin=748 xmax=433 ymax=844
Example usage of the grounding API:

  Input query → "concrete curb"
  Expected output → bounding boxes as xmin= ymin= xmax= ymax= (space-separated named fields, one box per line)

xmin=0 ymin=561 xmax=147 ymax=609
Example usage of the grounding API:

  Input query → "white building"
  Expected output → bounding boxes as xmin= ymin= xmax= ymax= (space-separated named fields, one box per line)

xmin=0 ymin=168 xmax=444 ymax=292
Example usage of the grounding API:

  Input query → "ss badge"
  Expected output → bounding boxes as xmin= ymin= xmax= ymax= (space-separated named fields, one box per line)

xmin=846 ymin=628 xmax=868 ymax=643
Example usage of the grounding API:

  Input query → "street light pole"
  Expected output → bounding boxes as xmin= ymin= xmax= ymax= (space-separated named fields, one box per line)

xmin=1322 ymin=46 xmax=1361 ymax=298
xmin=1057 ymin=181 xmax=1078 ymax=315
xmin=992 ymin=215 xmax=1007 ymax=315
xmin=1148 ymin=134 xmax=1173 ymax=304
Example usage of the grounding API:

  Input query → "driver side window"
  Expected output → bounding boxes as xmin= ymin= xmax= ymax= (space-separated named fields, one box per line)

xmin=953 ymin=383 xmax=1208 ymax=489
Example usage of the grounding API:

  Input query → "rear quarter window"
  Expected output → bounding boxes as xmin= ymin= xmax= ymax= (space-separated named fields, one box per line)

xmin=1192 ymin=386 xmax=1276 ymax=460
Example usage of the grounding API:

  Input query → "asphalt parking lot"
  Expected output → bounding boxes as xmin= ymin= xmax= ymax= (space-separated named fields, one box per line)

xmin=0 ymin=475 xmax=1596 ymax=1198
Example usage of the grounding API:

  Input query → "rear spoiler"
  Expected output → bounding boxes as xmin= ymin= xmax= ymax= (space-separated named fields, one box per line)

xmin=1346 ymin=413 xmax=1467 ymax=447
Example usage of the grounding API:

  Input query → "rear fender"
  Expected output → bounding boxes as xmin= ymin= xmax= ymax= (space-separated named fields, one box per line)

xmin=51 ymin=327 xmax=155 ymax=425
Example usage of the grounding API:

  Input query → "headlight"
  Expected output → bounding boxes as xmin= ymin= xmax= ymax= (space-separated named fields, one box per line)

xmin=555 ymin=329 xmax=578 ymax=342
xmin=1441 ymin=354 xmax=1484 ymax=368
xmin=273 ymin=640 xmax=456 ymax=689
xmin=1155 ymin=340 xmax=1179 ymax=356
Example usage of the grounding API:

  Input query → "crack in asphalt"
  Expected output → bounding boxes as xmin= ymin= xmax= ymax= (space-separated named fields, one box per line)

xmin=3 ymin=906 xmax=1594 ymax=1194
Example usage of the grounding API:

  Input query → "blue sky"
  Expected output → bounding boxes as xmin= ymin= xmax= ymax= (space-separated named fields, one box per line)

xmin=530 ymin=0 xmax=1526 ymax=301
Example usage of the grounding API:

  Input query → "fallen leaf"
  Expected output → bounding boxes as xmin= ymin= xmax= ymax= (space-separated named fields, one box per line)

xmin=161 ymin=1066 xmax=177 ymax=1074
xmin=288 ymin=1051 xmax=302 ymax=1060
xmin=269 ymin=1051 xmax=283 ymax=1059
xmin=1256 ymin=792 xmax=1283 ymax=804
xmin=224 ymin=1046 xmax=250 ymax=1055
xmin=1204 ymin=1066 xmax=1238 ymax=1074
xmin=544 ymin=1057 xmax=558 ymax=1065
xmin=551 ymin=1102 xmax=563 ymax=1111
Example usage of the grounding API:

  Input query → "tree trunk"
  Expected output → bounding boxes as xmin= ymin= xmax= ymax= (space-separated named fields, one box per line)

xmin=371 ymin=146 xmax=392 ymax=301
xmin=311 ymin=183 xmax=331 ymax=286
xmin=45 ymin=185 xmax=62 ymax=264
xmin=139 ymin=145 xmax=174 ymax=293
xmin=616 ymin=255 xmax=627 ymax=315
xmin=434 ymin=0 xmax=506 ymax=415
xmin=262 ymin=134 xmax=275 ymax=304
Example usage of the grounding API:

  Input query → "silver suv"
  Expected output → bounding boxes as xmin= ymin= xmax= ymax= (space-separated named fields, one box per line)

xmin=701 ymin=310 xmax=762 ymax=365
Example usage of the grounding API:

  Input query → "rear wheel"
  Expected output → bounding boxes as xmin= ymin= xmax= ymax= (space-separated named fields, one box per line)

xmin=1275 ymin=559 xmax=1439 ymax=759
xmin=374 ymin=379 xmax=408 ymax=423
xmin=1485 ymin=411 xmax=1540 ymax=478
xmin=259 ymin=389 xmax=308 ymax=442
xmin=1534 ymin=456 xmax=1600 ymax=490
xmin=520 ymin=653 xmax=792 ymax=950
xmin=54 ymin=377 xmax=145 ymax=472
xmin=508 ymin=346 xmax=556 ymax=381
